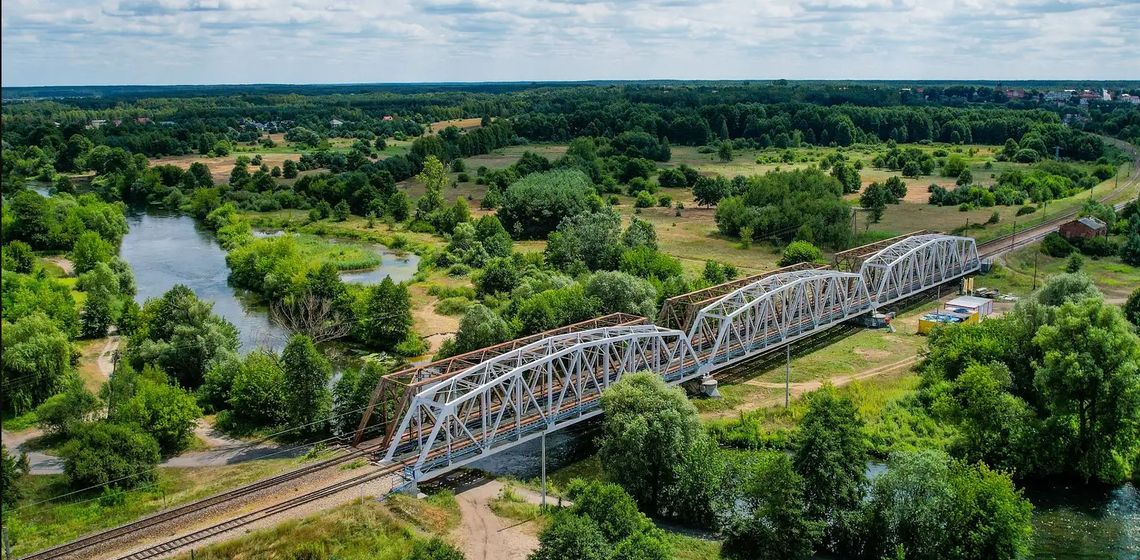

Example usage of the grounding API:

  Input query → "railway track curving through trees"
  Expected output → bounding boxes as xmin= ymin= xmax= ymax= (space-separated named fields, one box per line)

xmin=977 ymin=151 xmax=1139 ymax=259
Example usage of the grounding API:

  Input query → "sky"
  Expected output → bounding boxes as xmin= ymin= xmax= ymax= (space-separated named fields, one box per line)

xmin=2 ymin=0 xmax=1138 ymax=87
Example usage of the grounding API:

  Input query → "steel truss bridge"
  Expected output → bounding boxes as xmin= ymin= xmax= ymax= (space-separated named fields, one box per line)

xmin=360 ymin=233 xmax=980 ymax=482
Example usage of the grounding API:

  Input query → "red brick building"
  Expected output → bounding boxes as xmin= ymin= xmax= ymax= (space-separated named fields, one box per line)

xmin=1059 ymin=217 xmax=1108 ymax=241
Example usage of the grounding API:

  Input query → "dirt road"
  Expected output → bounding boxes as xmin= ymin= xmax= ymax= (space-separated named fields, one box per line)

xmin=452 ymin=480 xmax=541 ymax=560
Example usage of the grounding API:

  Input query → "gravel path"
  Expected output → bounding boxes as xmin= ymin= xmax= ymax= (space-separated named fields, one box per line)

xmin=1 ymin=429 xmax=64 ymax=475
xmin=452 ymin=479 xmax=541 ymax=560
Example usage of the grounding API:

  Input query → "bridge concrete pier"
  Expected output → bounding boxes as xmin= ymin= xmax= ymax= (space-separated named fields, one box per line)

xmin=699 ymin=378 xmax=721 ymax=398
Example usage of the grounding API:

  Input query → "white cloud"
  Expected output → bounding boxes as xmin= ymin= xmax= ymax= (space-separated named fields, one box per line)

xmin=1 ymin=0 xmax=1135 ymax=85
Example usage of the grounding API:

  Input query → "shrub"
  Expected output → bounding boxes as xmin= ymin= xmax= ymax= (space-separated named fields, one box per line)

xmin=1065 ymin=253 xmax=1084 ymax=273
xmin=36 ymin=385 xmax=99 ymax=436
xmin=61 ymin=422 xmax=161 ymax=489
xmin=394 ymin=332 xmax=429 ymax=357
xmin=498 ymin=169 xmax=595 ymax=239
xmin=1041 ymin=232 xmax=1075 ymax=257
xmin=1016 ymin=206 xmax=1037 ymax=216
xmin=117 ymin=380 xmax=202 ymax=455
xmin=634 ymin=191 xmax=655 ymax=208
xmin=987 ymin=211 xmax=1000 ymax=224
xmin=434 ymin=296 xmax=472 ymax=316
xmin=1075 ymin=235 xmax=1118 ymax=257
xmin=778 ymin=241 xmax=823 ymax=266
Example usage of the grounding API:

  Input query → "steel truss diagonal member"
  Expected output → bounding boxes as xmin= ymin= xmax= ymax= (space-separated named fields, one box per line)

xmin=687 ymin=269 xmax=872 ymax=373
xmin=859 ymin=234 xmax=980 ymax=307
xmin=383 ymin=325 xmax=700 ymax=480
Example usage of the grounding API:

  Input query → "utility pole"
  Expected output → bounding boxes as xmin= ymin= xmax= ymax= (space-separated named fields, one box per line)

xmin=1032 ymin=252 xmax=1039 ymax=290
xmin=540 ymin=433 xmax=547 ymax=508
xmin=1010 ymin=218 xmax=1016 ymax=251
xmin=784 ymin=344 xmax=791 ymax=408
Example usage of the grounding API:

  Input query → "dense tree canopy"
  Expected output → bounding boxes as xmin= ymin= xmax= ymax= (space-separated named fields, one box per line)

xmin=497 ymin=169 xmax=596 ymax=240
xmin=126 ymin=284 xmax=240 ymax=387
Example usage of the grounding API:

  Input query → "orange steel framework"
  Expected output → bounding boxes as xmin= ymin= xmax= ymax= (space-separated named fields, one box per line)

xmin=365 ymin=233 xmax=981 ymax=483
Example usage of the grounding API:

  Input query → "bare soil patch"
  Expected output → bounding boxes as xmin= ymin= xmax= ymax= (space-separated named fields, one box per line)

xmin=452 ymin=479 xmax=541 ymax=560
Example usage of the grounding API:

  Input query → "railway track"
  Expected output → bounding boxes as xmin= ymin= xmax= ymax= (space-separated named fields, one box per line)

xmin=114 ymin=466 xmax=402 ymax=560
xmin=978 ymin=153 xmax=1139 ymax=258
xmin=20 ymin=442 xmax=380 ymax=560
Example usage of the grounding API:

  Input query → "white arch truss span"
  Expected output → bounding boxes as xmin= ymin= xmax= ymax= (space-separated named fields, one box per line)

xmin=377 ymin=234 xmax=984 ymax=484
xmin=383 ymin=325 xmax=700 ymax=480
xmin=860 ymin=234 xmax=980 ymax=306
xmin=687 ymin=269 xmax=872 ymax=372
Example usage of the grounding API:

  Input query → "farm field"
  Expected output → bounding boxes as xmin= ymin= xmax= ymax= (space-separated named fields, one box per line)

xmin=390 ymin=140 xmax=1132 ymax=271
xmin=150 ymin=138 xmax=414 ymax=184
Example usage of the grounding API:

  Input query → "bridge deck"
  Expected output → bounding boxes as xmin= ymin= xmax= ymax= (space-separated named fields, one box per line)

xmin=374 ymin=234 xmax=980 ymax=482
xmin=352 ymin=313 xmax=646 ymax=445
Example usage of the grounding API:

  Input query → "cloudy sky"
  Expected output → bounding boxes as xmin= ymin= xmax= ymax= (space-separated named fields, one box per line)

xmin=2 ymin=0 xmax=1137 ymax=86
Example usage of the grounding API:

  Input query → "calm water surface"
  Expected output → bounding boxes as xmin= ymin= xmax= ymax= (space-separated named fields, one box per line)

xmin=120 ymin=211 xmax=290 ymax=352
xmin=119 ymin=212 xmax=420 ymax=352
xmin=118 ymin=211 xmax=1137 ymax=559
xmin=482 ymin=438 xmax=1138 ymax=559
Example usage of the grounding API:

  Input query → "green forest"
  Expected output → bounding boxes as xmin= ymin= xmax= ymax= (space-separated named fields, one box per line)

xmin=2 ymin=80 xmax=1139 ymax=560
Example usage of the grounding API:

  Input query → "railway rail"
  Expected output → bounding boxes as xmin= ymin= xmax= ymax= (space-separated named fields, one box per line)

xmin=978 ymin=153 xmax=1139 ymax=258
xmin=114 ymin=466 xmax=402 ymax=560
xmin=22 ymin=147 xmax=1137 ymax=560
xmin=19 ymin=443 xmax=378 ymax=560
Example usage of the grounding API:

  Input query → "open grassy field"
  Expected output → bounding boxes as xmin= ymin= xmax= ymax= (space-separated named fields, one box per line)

xmin=981 ymin=239 xmax=1140 ymax=303
xmin=694 ymin=299 xmax=941 ymax=419
xmin=5 ymin=458 xmax=308 ymax=557
xmin=428 ymin=117 xmax=485 ymax=133
xmin=406 ymin=141 xmax=1131 ymax=273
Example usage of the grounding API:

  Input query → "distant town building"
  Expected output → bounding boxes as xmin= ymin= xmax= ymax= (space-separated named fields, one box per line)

xmin=330 ymin=118 xmax=343 ymax=127
xmin=382 ymin=115 xmax=394 ymax=121
xmin=1059 ymin=217 xmax=1108 ymax=241
xmin=88 ymin=119 xmax=107 ymax=129
xmin=1004 ymin=88 xmax=1025 ymax=99
xmin=135 ymin=117 xmax=152 ymax=125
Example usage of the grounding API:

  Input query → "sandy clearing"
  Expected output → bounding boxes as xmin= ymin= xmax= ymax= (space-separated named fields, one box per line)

xmin=44 ymin=255 xmax=76 ymax=276
xmin=452 ymin=479 xmax=541 ymax=560
xmin=150 ymin=153 xmax=307 ymax=185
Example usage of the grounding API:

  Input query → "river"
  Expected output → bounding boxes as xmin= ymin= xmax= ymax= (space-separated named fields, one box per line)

xmin=118 ymin=210 xmax=419 ymax=353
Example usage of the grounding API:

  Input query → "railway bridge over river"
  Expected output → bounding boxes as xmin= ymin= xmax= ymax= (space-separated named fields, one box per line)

xmin=355 ymin=232 xmax=980 ymax=482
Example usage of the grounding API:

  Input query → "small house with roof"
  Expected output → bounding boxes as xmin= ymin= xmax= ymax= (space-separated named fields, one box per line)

xmin=1058 ymin=217 xmax=1108 ymax=241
